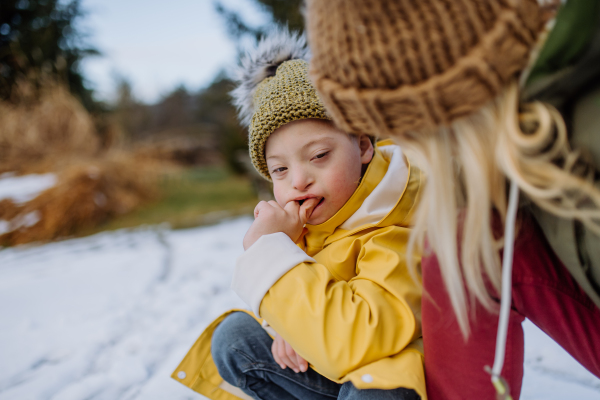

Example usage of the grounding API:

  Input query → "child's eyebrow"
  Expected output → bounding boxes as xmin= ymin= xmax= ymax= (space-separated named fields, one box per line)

xmin=300 ymin=137 xmax=334 ymax=152
xmin=266 ymin=136 xmax=336 ymax=161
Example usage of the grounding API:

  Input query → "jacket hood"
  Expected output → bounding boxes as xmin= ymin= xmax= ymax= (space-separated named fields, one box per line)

xmin=303 ymin=140 xmax=421 ymax=256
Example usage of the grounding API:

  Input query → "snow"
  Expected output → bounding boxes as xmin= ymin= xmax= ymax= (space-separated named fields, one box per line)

xmin=0 ymin=211 xmax=42 ymax=235
xmin=0 ymin=173 xmax=57 ymax=204
xmin=0 ymin=220 xmax=10 ymax=235
xmin=0 ymin=217 xmax=598 ymax=400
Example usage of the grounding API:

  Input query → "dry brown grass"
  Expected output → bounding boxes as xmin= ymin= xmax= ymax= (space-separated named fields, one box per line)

xmin=0 ymin=153 xmax=161 ymax=246
xmin=0 ymin=81 xmax=99 ymax=169
xmin=0 ymin=81 xmax=169 ymax=245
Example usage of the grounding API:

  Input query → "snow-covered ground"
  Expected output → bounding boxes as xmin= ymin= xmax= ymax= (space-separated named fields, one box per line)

xmin=0 ymin=217 xmax=598 ymax=400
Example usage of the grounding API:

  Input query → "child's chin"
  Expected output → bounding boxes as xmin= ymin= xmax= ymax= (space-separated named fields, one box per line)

xmin=307 ymin=212 xmax=329 ymax=225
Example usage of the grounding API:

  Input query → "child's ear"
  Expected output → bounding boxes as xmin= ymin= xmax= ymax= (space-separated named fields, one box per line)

xmin=358 ymin=135 xmax=374 ymax=165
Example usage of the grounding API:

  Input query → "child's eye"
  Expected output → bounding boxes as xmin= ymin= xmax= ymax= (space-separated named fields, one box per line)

xmin=271 ymin=167 xmax=287 ymax=174
xmin=314 ymin=151 xmax=329 ymax=160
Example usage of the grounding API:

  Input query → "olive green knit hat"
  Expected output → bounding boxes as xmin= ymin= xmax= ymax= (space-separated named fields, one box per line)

xmin=231 ymin=30 xmax=331 ymax=180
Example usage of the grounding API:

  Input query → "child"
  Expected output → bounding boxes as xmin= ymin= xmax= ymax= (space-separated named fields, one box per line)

xmin=172 ymin=31 xmax=425 ymax=400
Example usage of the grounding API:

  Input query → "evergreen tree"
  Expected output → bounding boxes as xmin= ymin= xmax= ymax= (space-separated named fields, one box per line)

xmin=215 ymin=0 xmax=304 ymax=45
xmin=195 ymin=73 xmax=247 ymax=173
xmin=0 ymin=0 xmax=99 ymax=110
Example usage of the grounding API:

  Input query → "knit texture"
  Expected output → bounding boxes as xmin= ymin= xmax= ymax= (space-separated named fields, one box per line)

xmin=249 ymin=59 xmax=330 ymax=180
xmin=306 ymin=0 xmax=542 ymax=137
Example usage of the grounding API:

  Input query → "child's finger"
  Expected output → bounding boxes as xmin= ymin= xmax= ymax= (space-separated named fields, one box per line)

xmin=267 ymin=200 xmax=282 ymax=209
xmin=283 ymin=199 xmax=300 ymax=215
xmin=274 ymin=335 xmax=296 ymax=371
xmin=299 ymin=197 xmax=320 ymax=224
xmin=278 ymin=345 xmax=296 ymax=371
xmin=296 ymin=353 xmax=308 ymax=373
xmin=254 ymin=201 xmax=267 ymax=218
xmin=271 ymin=338 xmax=280 ymax=365
xmin=284 ymin=341 xmax=300 ymax=373
xmin=271 ymin=337 xmax=286 ymax=369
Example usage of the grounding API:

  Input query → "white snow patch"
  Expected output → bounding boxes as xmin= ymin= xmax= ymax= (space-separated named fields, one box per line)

xmin=522 ymin=319 xmax=600 ymax=399
xmin=0 ymin=211 xmax=42 ymax=235
xmin=0 ymin=217 xmax=597 ymax=400
xmin=0 ymin=220 xmax=10 ymax=235
xmin=0 ymin=173 xmax=57 ymax=204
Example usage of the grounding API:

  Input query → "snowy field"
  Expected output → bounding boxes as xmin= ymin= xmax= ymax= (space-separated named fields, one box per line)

xmin=0 ymin=216 xmax=599 ymax=400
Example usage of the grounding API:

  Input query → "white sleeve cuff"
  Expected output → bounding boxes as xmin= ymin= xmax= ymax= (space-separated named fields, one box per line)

xmin=232 ymin=232 xmax=315 ymax=317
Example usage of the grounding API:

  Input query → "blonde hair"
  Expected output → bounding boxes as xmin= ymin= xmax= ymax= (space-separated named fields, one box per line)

xmin=404 ymin=82 xmax=600 ymax=336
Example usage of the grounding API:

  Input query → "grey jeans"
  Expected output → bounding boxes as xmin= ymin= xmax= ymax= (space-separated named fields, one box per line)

xmin=211 ymin=312 xmax=421 ymax=400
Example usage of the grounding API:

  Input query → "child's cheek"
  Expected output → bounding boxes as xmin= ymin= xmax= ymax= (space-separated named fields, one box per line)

xmin=272 ymin=182 xmax=286 ymax=207
xmin=327 ymin=166 xmax=360 ymax=203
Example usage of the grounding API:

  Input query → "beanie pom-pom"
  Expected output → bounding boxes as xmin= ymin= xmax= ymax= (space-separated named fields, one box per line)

xmin=231 ymin=28 xmax=309 ymax=127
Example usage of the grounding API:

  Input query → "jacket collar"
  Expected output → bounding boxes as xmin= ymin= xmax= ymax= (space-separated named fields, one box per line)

xmin=302 ymin=141 xmax=420 ymax=256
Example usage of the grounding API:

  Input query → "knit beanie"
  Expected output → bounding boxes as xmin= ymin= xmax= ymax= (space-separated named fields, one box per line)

xmin=305 ymin=0 xmax=543 ymax=138
xmin=231 ymin=30 xmax=331 ymax=180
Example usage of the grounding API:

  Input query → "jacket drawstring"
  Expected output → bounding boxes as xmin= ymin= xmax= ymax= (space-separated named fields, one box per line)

xmin=486 ymin=179 xmax=520 ymax=400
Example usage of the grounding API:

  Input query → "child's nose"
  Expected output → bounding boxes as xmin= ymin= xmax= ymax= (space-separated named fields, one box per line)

xmin=292 ymin=170 xmax=313 ymax=191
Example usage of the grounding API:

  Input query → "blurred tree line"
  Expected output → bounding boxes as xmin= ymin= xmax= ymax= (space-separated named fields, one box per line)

xmin=114 ymin=0 xmax=303 ymax=173
xmin=0 ymin=0 xmax=303 ymax=173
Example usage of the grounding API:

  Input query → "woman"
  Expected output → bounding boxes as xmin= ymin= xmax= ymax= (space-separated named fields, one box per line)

xmin=304 ymin=0 xmax=600 ymax=399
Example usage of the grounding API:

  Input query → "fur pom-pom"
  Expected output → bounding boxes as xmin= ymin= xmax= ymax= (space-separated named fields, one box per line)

xmin=231 ymin=28 xmax=309 ymax=127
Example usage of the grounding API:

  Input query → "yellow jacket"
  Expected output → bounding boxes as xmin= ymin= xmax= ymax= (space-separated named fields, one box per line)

xmin=172 ymin=141 xmax=426 ymax=399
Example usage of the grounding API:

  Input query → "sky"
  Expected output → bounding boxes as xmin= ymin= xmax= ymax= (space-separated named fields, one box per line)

xmin=79 ymin=0 xmax=270 ymax=104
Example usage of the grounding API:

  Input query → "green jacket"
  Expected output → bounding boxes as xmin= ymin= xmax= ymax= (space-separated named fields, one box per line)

xmin=523 ymin=0 xmax=600 ymax=308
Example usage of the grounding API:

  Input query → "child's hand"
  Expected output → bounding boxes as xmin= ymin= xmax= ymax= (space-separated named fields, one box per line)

xmin=271 ymin=333 xmax=308 ymax=373
xmin=243 ymin=198 xmax=319 ymax=250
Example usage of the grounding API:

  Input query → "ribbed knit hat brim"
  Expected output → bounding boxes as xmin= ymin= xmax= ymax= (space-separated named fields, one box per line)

xmin=307 ymin=0 xmax=542 ymax=137
xmin=249 ymin=60 xmax=330 ymax=180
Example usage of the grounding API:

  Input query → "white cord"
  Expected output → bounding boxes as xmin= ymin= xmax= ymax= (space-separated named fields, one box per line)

xmin=491 ymin=180 xmax=520 ymax=385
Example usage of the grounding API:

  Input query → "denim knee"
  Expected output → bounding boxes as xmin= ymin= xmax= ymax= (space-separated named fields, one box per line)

xmin=211 ymin=312 xmax=262 ymax=387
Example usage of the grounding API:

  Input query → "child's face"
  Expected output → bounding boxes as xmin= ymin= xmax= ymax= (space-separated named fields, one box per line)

xmin=265 ymin=119 xmax=373 ymax=225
